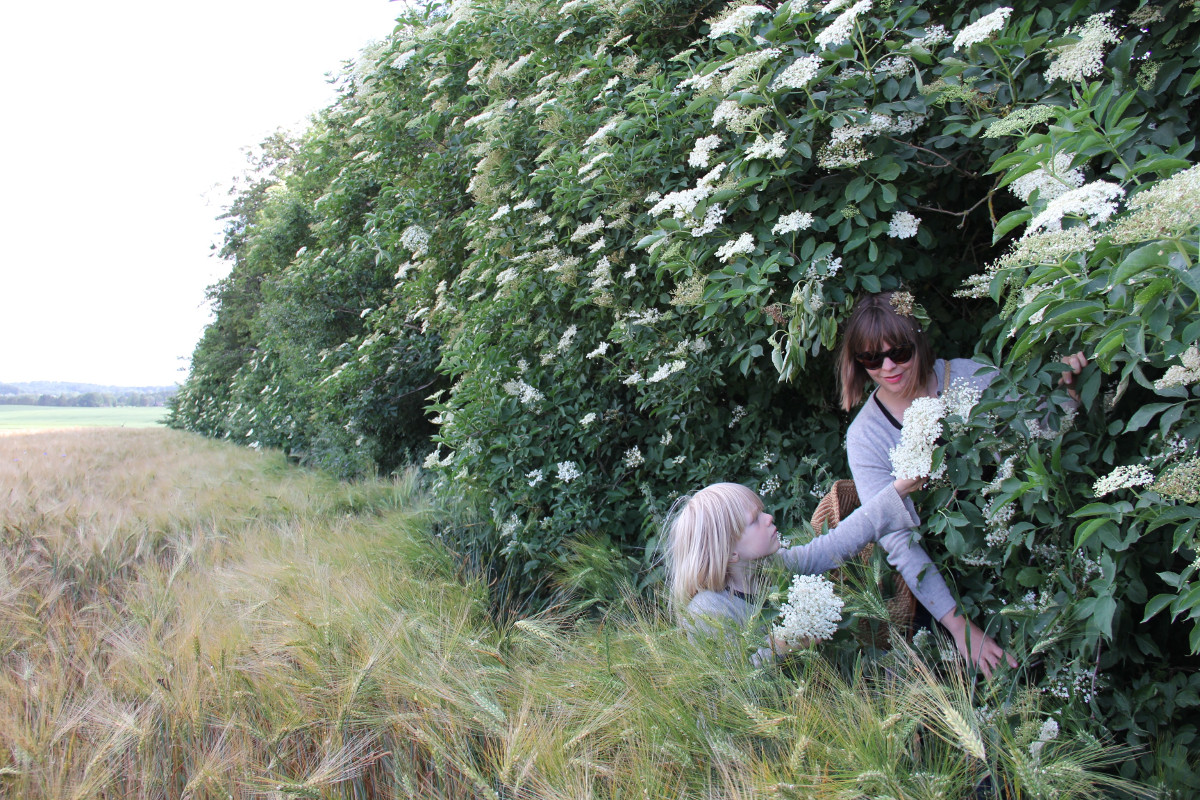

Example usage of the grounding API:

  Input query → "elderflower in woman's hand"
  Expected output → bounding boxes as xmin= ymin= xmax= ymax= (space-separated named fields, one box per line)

xmin=888 ymin=396 xmax=948 ymax=479
xmin=772 ymin=574 xmax=845 ymax=646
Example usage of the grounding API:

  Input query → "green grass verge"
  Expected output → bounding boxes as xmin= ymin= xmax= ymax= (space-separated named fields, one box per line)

xmin=0 ymin=404 xmax=165 ymax=430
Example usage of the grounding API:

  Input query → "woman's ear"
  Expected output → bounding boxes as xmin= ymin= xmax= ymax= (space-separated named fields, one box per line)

xmin=729 ymin=553 xmax=740 ymax=563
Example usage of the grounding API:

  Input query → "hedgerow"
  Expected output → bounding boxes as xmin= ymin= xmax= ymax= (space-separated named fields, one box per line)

xmin=170 ymin=0 xmax=1200 ymax=789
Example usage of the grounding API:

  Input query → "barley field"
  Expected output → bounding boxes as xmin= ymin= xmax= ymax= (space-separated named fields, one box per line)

xmin=0 ymin=429 xmax=1140 ymax=799
xmin=0 ymin=405 xmax=166 ymax=431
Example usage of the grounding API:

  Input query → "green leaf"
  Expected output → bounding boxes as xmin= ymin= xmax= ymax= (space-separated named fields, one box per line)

xmin=992 ymin=208 xmax=1032 ymax=243
xmin=1123 ymin=402 xmax=1174 ymax=434
xmin=1143 ymin=593 xmax=1176 ymax=622
xmin=1112 ymin=242 xmax=1169 ymax=286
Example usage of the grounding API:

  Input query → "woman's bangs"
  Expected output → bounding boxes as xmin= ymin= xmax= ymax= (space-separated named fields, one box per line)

xmin=848 ymin=308 xmax=912 ymax=356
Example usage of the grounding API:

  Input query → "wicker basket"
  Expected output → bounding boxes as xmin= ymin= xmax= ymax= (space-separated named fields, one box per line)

xmin=811 ymin=479 xmax=917 ymax=641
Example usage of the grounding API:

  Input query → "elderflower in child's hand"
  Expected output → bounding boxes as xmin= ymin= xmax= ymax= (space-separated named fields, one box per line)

xmin=888 ymin=396 xmax=948 ymax=480
xmin=772 ymin=574 xmax=845 ymax=646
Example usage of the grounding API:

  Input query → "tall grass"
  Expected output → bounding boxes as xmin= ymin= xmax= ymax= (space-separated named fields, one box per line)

xmin=0 ymin=429 xmax=1143 ymax=798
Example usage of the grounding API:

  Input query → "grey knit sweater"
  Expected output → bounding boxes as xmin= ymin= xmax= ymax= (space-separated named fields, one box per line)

xmin=845 ymin=358 xmax=996 ymax=622
xmin=684 ymin=481 xmax=919 ymax=663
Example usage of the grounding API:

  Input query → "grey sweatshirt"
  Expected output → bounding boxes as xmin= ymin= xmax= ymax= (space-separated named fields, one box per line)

xmin=684 ymin=481 xmax=919 ymax=663
xmin=845 ymin=358 xmax=996 ymax=622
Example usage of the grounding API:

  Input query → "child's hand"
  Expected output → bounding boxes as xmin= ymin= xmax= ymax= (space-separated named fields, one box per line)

xmin=769 ymin=634 xmax=812 ymax=656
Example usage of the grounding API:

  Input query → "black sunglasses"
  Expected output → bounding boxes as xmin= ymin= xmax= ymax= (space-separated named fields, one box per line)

xmin=854 ymin=343 xmax=914 ymax=370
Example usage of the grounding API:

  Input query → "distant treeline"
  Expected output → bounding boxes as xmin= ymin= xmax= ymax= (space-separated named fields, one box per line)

xmin=0 ymin=384 xmax=176 ymax=407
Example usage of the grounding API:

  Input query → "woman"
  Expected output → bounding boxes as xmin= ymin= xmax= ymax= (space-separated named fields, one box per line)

xmin=836 ymin=292 xmax=1087 ymax=677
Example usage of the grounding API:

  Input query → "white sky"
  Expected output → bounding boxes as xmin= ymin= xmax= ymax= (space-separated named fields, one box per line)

xmin=0 ymin=1 xmax=406 ymax=387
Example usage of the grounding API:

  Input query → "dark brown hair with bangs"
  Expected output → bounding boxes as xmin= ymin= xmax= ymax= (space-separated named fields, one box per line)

xmin=836 ymin=292 xmax=935 ymax=411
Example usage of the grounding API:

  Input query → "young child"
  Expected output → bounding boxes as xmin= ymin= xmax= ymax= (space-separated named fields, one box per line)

xmin=665 ymin=477 xmax=923 ymax=663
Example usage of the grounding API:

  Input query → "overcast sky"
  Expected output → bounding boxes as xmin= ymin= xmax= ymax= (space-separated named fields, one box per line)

xmin=0 ymin=1 xmax=405 ymax=387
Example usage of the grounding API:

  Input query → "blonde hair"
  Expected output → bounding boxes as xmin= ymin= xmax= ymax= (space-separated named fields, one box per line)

xmin=836 ymin=291 xmax=935 ymax=411
xmin=665 ymin=483 xmax=761 ymax=608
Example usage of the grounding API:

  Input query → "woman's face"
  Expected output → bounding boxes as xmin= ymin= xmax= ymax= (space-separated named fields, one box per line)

xmin=733 ymin=501 xmax=780 ymax=563
xmin=860 ymin=338 xmax=915 ymax=401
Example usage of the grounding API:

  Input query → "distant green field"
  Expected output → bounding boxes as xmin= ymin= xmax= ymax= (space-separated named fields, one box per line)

xmin=0 ymin=405 xmax=166 ymax=431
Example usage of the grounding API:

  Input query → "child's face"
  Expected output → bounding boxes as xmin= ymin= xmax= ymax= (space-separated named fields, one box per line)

xmin=732 ymin=500 xmax=780 ymax=563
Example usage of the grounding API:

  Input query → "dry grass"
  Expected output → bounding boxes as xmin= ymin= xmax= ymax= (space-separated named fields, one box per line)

xmin=0 ymin=429 xmax=1144 ymax=799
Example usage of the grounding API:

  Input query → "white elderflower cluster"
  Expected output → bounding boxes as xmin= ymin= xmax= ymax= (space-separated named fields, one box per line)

xmin=721 ymin=49 xmax=784 ymax=93
xmin=1045 ymin=11 xmax=1120 ymax=84
xmin=942 ymin=378 xmax=982 ymax=435
xmin=627 ymin=308 xmax=664 ymax=327
xmin=527 ymin=468 xmax=544 ymax=487
xmin=648 ymin=164 xmax=726 ymax=223
xmin=392 ymin=50 xmax=418 ymax=71
xmin=423 ymin=447 xmax=456 ymax=469
xmin=888 ymin=396 xmax=948 ymax=479
xmin=770 ymin=54 xmax=823 ymax=92
xmin=1154 ymin=346 xmax=1200 ymax=391
xmin=586 ymin=342 xmax=610 ymax=359
xmin=706 ymin=4 xmax=771 ymax=39
xmin=956 ymin=227 xmax=1096 ymax=298
xmin=875 ymin=55 xmax=913 ymax=79
xmin=1024 ymin=180 xmax=1124 ymax=236
xmin=691 ymin=204 xmax=726 ymax=237
xmin=1010 ymin=152 xmax=1085 ymax=202
xmin=888 ymin=211 xmax=921 ymax=239
xmin=815 ymin=0 xmax=871 ymax=50
xmin=953 ymin=7 xmax=1012 ymax=50
xmin=583 ymin=114 xmax=626 ymax=148
xmin=729 ymin=404 xmax=747 ymax=428
xmin=647 ymin=360 xmax=687 ymax=383
xmin=712 ymin=100 xmax=768 ymax=132
xmin=1110 ymin=164 xmax=1200 ymax=246
xmin=918 ymin=24 xmax=951 ymax=46
xmin=1093 ymin=464 xmax=1155 ymax=497
xmin=983 ymin=500 xmax=1015 ymax=547
xmin=502 ymin=378 xmax=544 ymax=404
xmin=624 ymin=447 xmax=645 ymax=468
xmin=715 ymin=232 xmax=757 ymax=263
xmin=489 ymin=204 xmax=511 ymax=221
xmin=689 ymin=135 xmax=722 ymax=168
xmin=745 ymin=131 xmax=788 ymax=160
xmin=1029 ymin=718 xmax=1061 ymax=761
xmin=400 ymin=224 xmax=430 ymax=256
xmin=772 ymin=574 xmax=845 ymax=644
xmin=556 ymin=461 xmax=582 ymax=483
xmin=774 ymin=211 xmax=814 ymax=235
xmin=500 ymin=514 xmax=521 ymax=539
xmin=761 ymin=475 xmax=782 ymax=496
xmin=571 ymin=217 xmax=605 ymax=242
xmin=578 ymin=151 xmax=612 ymax=176
xmin=588 ymin=257 xmax=612 ymax=291
xmin=818 ymin=112 xmax=925 ymax=169
xmin=580 ymin=412 xmax=597 ymax=427
xmin=984 ymin=105 xmax=1058 ymax=138
xmin=556 ymin=324 xmax=578 ymax=352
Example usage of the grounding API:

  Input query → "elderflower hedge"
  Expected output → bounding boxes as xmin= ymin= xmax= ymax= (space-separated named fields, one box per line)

xmin=171 ymin=0 xmax=1200 ymax=788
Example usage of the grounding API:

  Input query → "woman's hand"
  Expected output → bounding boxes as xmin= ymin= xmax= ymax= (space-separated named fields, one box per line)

xmin=892 ymin=476 xmax=927 ymax=497
xmin=938 ymin=612 xmax=1017 ymax=679
xmin=1058 ymin=351 xmax=1089 ymax=403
